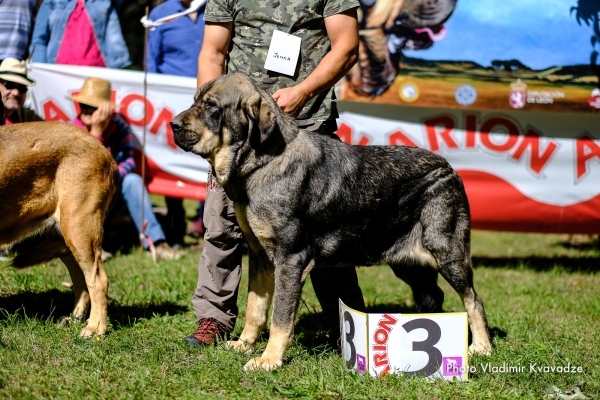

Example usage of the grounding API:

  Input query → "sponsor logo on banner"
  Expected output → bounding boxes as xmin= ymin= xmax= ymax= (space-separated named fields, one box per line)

xmin=443 ymin=357 xmax=464 ymax=377
xmin=587 ymin=88 xmax=600 ymax=109
xmin=509 ymin=79 xmax=527 ymax=109
xmin=454 ymin=84 xmax=477 ymax=106
xmin=356 ymin=354 xmax=367 ymax=374
xmin=527 ymin=90 xmax=565 ymax=104
xmin=399 ymin=81 xmax=420 ymax=103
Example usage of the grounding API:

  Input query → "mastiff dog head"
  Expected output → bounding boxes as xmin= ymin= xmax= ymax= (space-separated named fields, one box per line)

xmin=171 ymin=74 xmax=293 ymax=187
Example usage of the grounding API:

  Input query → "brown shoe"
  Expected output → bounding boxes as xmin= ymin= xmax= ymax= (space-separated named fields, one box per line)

xmin=153 ymin=241 xmax=185 ymax=260
xmin=184 ymin=318 xmax=230 ymax=347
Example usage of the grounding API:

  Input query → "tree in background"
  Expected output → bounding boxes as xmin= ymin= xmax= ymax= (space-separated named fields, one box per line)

xmin=572 ymin=0 xmax=600 ymax=88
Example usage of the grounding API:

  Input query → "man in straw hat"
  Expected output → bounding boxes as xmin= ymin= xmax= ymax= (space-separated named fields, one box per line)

xmin=0 ymin=58 xmax=43 ymax=262
xmin=0 ymin=58 xmax=43 ymax=125
xmin=67 ymin=77 xmax=184 ymax=261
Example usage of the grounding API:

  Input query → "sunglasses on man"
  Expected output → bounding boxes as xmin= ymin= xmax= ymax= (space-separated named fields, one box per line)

xmin=0 ymin=80 xmax=28 ymax=94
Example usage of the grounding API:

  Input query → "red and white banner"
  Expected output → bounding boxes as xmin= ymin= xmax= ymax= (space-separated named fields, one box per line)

xmin=28 ymin=63 xmax=209 ymax=200
xmin=336 ymin=104 xmax=600 ymax=233
xmin=28 ymin=64 xmax=600 ymax=233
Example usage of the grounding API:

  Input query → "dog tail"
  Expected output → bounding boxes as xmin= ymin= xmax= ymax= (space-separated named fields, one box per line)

xmin=10 ymin=232 xmax=71 ymax=269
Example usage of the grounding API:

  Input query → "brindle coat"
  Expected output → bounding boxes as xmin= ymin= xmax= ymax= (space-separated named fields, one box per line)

xmin=0 ymin=102 xmax=118 ymax=337
xmin=171 ymin=73 xmax=492 ymax=371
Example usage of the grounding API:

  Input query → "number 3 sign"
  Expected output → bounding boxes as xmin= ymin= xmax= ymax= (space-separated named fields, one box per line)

xmin=340 ymin=300 xmax=469 ymax=380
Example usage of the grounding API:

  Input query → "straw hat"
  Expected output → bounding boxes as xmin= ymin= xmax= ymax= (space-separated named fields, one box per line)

xmin=0 ymin=58 xmax=35 ymax=86
xmin=65 ymin=77 xmax=120 ymax=109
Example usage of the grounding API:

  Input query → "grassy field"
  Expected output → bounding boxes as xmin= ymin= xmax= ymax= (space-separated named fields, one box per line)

xmin=1 ymin=228 xmax=599 ymax=399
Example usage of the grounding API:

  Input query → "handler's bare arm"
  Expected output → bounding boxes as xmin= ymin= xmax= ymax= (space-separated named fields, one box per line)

xmin=197 ymin=22 xmax=233 ymax=88
xmin=272 ymin=8 xmax=359 ymax=116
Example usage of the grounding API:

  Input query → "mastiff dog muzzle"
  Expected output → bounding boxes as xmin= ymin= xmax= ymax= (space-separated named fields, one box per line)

xmin=171 ymin=73 xmax=492 ymax=371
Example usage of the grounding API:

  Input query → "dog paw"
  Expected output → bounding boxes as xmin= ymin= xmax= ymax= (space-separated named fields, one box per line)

xmin=79 ymin=325 xmax=107 ymax=338
xmin=243 ymin=356 xmax=283 ymax=372
xmin=227 ymin=339 xmax=254 ymax=353
xmin=469 ymin=343 xmax=492 ymax=356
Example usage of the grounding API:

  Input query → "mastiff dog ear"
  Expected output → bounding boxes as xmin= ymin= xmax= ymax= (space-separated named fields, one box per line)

xmin=243 ymin=91 xmax=277 ymax=149
xmin=0 ymin=98 xmax=4 ymax=125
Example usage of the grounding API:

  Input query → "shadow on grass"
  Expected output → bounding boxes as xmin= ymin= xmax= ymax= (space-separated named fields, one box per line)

xmin=472 ymin=256 xmax=599 ymax=273
xmin=0 ymin=289 xmax=187 ymax=330
xmin=557 ymin=239 xmax=600 ymax=252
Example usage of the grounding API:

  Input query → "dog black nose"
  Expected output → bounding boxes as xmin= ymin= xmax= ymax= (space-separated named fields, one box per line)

xmin=169 ymin=120 xmax=181 ymax=133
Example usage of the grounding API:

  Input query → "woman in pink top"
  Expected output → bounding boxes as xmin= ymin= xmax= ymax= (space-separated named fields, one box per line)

xmin=30 ymin=0 xmax=131 ymax=68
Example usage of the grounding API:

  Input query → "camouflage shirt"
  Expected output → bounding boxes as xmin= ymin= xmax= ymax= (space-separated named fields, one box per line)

xmin=204 ymin=0 xmax=359 ymax=126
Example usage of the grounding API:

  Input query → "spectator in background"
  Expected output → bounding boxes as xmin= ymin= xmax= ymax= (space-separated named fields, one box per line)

xmin=29 ymin=0 xmax=131 ymax=68
xmin=0 ymin=58 xmax=43 ymax=262
xmin=0 ymin=58 xmax=43 ymax=125
xmin=0 ymin=0 xmax=36 ymax=62
xmin=148 ymin=0 xmax=207 ymax=245
xmin=67 ymin=77 xmax=184 ymax=260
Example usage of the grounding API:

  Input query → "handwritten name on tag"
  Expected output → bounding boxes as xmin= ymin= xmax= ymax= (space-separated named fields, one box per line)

xmin=264 ymin=29 xmax=301 ymax=76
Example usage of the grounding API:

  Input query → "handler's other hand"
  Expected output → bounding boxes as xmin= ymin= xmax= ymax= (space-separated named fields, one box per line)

xmin=272 ymin=86 xmax=309 ymax=117
xmin=90 ymin=102 xmax=111 ymax=137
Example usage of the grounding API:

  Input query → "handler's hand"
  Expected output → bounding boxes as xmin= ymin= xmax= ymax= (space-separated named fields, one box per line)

xmin=272 ymin=86 xmax=310 ymax=117
xmin=90 ymin=102 xmax=111 ymax=139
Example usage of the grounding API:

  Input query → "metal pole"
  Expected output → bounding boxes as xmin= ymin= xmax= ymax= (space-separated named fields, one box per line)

xmin=140 ymin=5 xmax=149 ymax=253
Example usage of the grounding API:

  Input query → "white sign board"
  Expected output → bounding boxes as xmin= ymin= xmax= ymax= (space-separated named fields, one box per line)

xmin=340 ymin=300 xmax=469 ymax=380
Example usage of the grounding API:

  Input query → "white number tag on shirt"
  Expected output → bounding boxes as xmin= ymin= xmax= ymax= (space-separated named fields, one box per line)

xmin=263 ymin=29 xmax=301 ymax=76
xmin=340 ymin=300 xmax=469 ymax=380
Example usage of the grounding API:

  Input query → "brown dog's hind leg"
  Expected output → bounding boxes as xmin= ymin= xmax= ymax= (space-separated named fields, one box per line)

xmin=60 ymin=200 xmax=110 ymax=337
xmin=228 ymin=252 xmax=274 ymax=353
xmin=60 ymin=253 xmax=90 ymax=321
xmin=70 ymin=223 xmax=108 ymax=337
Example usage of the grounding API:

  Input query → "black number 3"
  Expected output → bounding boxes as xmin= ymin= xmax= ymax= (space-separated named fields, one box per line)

xmin=402 ymin=318 xmax=443 ymax=377
xmin=343 ymin=311 xmax=356 ymax=369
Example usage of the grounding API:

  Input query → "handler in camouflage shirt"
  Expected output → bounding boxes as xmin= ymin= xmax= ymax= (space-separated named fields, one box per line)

xmin=186 ymin=0 xmax=367 ymax=348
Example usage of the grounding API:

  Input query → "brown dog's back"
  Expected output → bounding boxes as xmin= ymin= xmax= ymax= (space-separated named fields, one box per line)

xmin=0 ymin=122 xmax=119 ymax=267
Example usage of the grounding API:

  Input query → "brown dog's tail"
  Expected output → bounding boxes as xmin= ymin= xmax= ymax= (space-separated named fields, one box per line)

xmin=10 ymin=232 xmax=71 ymax=269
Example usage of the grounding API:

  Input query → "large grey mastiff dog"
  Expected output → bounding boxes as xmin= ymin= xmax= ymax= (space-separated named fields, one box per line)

xmin=171 ymin=73 xmax=492 ymax=371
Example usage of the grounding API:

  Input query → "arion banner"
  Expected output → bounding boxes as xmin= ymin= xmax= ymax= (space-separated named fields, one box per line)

xmin=29 ymin=63 xmax=209 ymax=201
xmin=28 ymin=63 xmax=600 ymax=233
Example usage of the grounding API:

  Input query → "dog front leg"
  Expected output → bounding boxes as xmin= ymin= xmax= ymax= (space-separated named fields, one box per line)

xmin=60 ymin=253 xmax=90 ymax=321
xmin=243 ymin=261 xmax=304 ymax=371
xmin=229 ymin=252 xmax=274 ymax=352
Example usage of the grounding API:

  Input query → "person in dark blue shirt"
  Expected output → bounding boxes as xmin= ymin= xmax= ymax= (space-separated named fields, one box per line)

xmin=148 ymin=0 xmax=207 ymax=245
xmin=148 ymin=0 xmax=205 ymax=77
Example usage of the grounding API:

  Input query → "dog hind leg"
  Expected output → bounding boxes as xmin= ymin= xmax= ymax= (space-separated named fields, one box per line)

xmin=60 ymin=205 xmax=109 ymax=337
xmin=389 ymin=264 xmax=444 ymax=313
xmin=60 ymin=253 xmax=91 ymax=321
xmin=420 ymin=188 xmax=492 ymax=355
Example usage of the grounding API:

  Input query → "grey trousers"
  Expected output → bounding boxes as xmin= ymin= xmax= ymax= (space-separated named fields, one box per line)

xmin=191 ymin=122 xmax=366 ymax=332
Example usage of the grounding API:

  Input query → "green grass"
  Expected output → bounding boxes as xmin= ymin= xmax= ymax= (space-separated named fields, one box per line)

xmin=1 ymin=231 xmax=599 ymax=399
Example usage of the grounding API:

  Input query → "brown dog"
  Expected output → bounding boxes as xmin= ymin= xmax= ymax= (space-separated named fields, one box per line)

xmin=0 ymin=102 xmax=119 ymax=337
